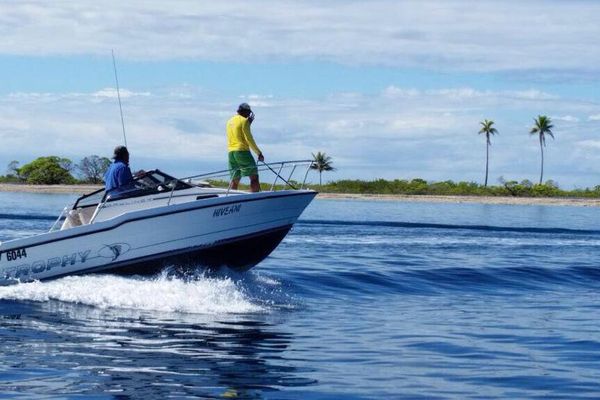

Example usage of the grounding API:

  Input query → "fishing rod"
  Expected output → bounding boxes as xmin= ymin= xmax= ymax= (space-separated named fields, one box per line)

xmin=111 ymin=49 xmax=127 ymax=147
xmin=260 ymin=160 xmax=297 ymax=190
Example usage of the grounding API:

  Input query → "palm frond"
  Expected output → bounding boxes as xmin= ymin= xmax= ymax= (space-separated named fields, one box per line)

xmin=530 ymin=115 xmax=555 ymax=138
xmin=479 ymin=120 xmax=498 ymax=133
xmin=311 ymin=151 xmax=335 ymax=172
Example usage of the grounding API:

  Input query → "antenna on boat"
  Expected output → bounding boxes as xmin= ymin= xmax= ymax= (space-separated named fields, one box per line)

xmin=111 ymin=49 xmax=128 ymax=148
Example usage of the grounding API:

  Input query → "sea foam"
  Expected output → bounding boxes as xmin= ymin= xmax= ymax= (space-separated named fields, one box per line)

xmin=0 ymin=274 xmax=265 ymax=314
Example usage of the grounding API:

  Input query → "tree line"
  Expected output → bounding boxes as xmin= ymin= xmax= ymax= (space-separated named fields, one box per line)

xmin=1 ymin=155 xmax=111 ymax=184
xmin=320 ymin=178 xmax=600 ymax=198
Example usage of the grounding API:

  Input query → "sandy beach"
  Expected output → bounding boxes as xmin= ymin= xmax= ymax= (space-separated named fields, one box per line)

xmin=1 ymin=183 xmax=599 ymax=206
xmin=0 ymin=183 xmax=103 ymax=194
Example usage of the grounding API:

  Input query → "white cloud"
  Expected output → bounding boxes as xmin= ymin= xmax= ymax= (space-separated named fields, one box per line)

xmin=92 ymin=88 xmax=151 ymax=99
xmin=508 ymin=90 xmax=559 ymax=101
xmin=383 ymin=87 xmax=421 ymax=98
xmin=384 ymin=86 xmax=559 ymax=104
xmin=241 ymin=94 xmax=275 ymax=108
xmin=435 ymin=88 xmax=485 ymax=99
xmin=588 ymin=114 xmax=600 ymax=121
xmin=0 ymin=116 xmax=30 ymax=131
xmin=553 ymin=115 xmax=579 ymax=123
xmin=0 ymin=1 xmax=599 ymax=73
xmin=1 ymin=84 xmax=598 ymax=187
xmin=576 ymin=140 xmax=600 ymax=150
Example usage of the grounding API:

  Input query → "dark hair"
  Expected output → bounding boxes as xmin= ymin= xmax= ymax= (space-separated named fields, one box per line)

xmin=237 ymin=103 xmax=252 ymax=117
xmin=113 ymin=145 xmax=129 ymax=161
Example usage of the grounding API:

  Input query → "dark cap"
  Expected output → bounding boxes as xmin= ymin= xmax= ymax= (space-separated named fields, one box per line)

xmin=237 ymin=103 xmax=252 ymax=113
xmin=113 ymin=145 xmax=129 ymax=160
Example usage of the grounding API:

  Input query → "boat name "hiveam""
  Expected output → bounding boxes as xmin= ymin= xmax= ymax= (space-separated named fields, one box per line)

xmin=213 ymin=204 xmax=242 ymax=218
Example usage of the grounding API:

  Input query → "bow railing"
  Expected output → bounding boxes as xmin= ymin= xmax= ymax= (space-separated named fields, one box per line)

xmin=49 ymin=160 xmax=316 ymax=231
xmin=180 ymin=159 xmax=314 ymax=195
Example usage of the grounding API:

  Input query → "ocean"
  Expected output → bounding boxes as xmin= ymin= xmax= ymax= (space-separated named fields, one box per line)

xmin=1 ymin=191 xmax=600 ymax=399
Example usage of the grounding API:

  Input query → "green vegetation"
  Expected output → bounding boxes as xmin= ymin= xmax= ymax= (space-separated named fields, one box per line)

xmin=0 ymin=155 xmax=111 ymax=185
xmin=17 ymin=156 xmax=76 ymax=184
xmin=318 ymin=178 xmax=600 ymax=198
xmin=478 ymin=119 xmax=498 ymax=187
xmin=212 ymin=175 xmax=600 ymax=198
xmin=310 ymin=151 xmax=335 ymax=186
xmin=530 ymin=115 xmax=554 ymax=184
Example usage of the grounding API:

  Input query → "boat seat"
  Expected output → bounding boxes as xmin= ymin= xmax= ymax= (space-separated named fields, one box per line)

xmin=77 ymin=207 xmax=95 ymax=225
xmin=60 ymin=208 xmax=95 ymax=230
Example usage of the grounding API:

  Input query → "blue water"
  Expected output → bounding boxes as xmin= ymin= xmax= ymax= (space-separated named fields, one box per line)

xmin=1 ymin=192 xmax=600 ymax=399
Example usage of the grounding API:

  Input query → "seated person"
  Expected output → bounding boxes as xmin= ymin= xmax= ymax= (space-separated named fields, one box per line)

xmin=104 ymin=145 xmax=134 ymax=195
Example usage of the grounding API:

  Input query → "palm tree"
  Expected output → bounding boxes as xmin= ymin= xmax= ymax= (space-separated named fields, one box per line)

xmin=478 ymin=119 xmax=498 ymax=187
xmin=530 ymin=115 xmax=554 ymax=184
xmin=310 ymin=152 xmax=335 ymax=186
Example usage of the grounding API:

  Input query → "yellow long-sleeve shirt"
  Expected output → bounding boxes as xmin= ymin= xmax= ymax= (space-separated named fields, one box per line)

xmin=226 ymin=114 xmax=262 ymax=155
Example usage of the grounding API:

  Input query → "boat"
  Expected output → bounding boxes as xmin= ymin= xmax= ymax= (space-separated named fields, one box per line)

xmin=0 ymin=160 xmax=317 ymax=285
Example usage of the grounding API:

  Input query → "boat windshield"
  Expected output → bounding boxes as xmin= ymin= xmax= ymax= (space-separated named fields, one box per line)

xmin=74 ymin=170 xmax=192 ymax=209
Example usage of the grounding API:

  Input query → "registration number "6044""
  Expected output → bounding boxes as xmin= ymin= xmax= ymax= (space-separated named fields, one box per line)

xmin=0 ymin=248 xmax=28 ymax=262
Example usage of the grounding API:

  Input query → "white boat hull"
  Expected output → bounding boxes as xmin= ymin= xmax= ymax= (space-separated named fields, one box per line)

xmin=0 ymin=190 xmax=316 ymax=285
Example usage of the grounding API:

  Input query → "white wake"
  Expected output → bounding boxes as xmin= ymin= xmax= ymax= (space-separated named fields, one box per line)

xmin=0 ymin=274 xmax=265 ymax=314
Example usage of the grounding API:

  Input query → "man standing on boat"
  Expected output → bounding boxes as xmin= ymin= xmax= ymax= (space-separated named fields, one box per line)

xmin=104 ymin=145 xmax=134 ymax=193
xmin=226 ymin=103 xmax=264 ymax=192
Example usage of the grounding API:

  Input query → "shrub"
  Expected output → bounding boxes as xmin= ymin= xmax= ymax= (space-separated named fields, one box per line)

xmin=18 ymin=156 xmax=76 ymax=185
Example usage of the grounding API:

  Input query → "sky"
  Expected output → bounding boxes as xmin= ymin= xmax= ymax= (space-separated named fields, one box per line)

xmin=0 ymin=1 xmax=599 ymax=188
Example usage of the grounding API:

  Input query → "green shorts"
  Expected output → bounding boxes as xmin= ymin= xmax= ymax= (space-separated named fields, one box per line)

xmin=228 ymin=151 xmax=258 ymax=179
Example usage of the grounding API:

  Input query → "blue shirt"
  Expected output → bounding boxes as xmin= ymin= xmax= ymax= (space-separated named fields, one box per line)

xmin=104 ymin=161 xmax=134 ymax=193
